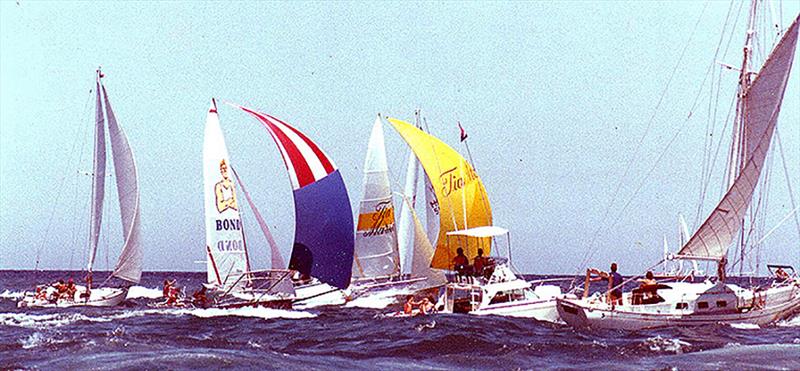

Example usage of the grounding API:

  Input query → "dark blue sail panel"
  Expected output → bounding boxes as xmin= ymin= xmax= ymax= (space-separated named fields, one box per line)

xmin=289 ymin=170 xmax=355 ymax=289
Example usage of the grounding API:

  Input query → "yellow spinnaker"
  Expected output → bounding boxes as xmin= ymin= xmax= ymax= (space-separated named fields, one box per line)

xmin=388 ymin=118 xmax=492 ymax=269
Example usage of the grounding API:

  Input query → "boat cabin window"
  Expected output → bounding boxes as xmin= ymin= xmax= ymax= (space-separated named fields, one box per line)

xmin=489 ymin=289 xmax=525 ymax=305
xmin=697 ymin=301 xmax=709 ymax=309
xmin=675 ymin=302 xmax=688 ymax=310
xmin=716 ymin=300 xmax=727 ymax=308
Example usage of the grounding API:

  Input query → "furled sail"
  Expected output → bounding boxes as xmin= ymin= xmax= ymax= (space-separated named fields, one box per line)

xmin=87 ymin=76 xmax=106 ymax=274
xmin=678 ymin=16 xmax=798 ymax=260
xmin=388 ymin=118 xmax=492 ymax=270
xmin=203 ymin=99 xmax=250 ymax=290
xmin=103 ymin=84 xmax=143 ymax=284
xmin=237 ymin=105 xmax=355 ymax=289
xmin=353 ymin=115 xmax=400 ymax=279
xmin=231 ymin=167 xmax=285 ymax=270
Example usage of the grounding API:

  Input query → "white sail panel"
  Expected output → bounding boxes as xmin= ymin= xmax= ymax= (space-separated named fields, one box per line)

xmin=678 ymin=17 xmax=798 ymax=260
xmin=231 ymin=167 xmax=285 ymax=270
xmin=87 ymin=78 xmax=106 ymax=273
xmin=203 ymin=99 xmax=250 ymax=290
xmin=103 ymin=85 xmax=143 ymax=283
xmin=424 ymin=175 xmax=440 ymax=245
xmin=410 ymin=204 xmax=447 ymax=287
xmin=353 ymin=116 xmax=400 ymax=279
xmin=396 ymin=148 xmax=420 ymax=275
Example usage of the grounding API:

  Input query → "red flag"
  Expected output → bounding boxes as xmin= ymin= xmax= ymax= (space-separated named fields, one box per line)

xmin=458 ymin=121 xmax=468 ymax=142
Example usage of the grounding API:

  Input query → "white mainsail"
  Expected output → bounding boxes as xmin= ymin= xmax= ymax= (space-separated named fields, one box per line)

xmin=353 ymin=115 xmax=400 ymax=279
xmin=203 ymin=99 xmax=250 ymax=290
xmin=103 ymin=85 xmax=143 ymax=284
xmin=677 ymin=17 xmax=798 ymax=260
xmin=87 ymin=77 xmax=106 ymax=274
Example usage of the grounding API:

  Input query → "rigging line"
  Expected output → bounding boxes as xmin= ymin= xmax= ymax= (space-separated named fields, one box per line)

xmin=36 ymin=88 xmax=95 ymax=270
xmin=775 ymin=130 xmax=800 ymax=242
xmin=696 ymin=92 xmax=739 ymax=227
xmin=574 ymin=1 xmax=711 ymax=273
xmin=698 ymin=0 xmax=739 ymax=227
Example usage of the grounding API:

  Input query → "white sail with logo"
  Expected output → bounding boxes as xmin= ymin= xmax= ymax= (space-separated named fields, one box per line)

xmin=353 ymin=115 xmax=400 ymax=279
xmin=203 ymin=99 xmax=250 ymax=291
xmin=677 ymin=18 xmax=798 ymax=261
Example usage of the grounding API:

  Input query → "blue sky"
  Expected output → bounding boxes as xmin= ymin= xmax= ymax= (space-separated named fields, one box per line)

xmin=1 ymin=1 xmax=798 ymax=274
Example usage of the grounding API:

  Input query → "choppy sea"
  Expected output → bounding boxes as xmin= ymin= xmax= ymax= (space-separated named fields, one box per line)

xmin=1 ymin=270 xmax=798 ymax=370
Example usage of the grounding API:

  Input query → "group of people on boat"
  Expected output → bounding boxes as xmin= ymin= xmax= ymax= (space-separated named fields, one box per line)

xmin=585 ymin=263 xmax=669 ymax=306
xmin=31 ymin=278 xmax=84 ymax=303
xmin=452 ymin=248 xmax=495 ymax=279
xmin=403 ymin=295 xmax=436 ymax=316
xmin=159 ymin=279 xmax=210 ymax=308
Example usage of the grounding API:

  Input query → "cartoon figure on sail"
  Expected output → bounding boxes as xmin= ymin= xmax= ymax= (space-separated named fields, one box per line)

xmin=199 ymin=99 xmax=295 ymax=309
xmin=19 ymin=69 xmax=143 ymax=308
xmin=206 ymin=101 xmax=355 ymax=308
xmin=386 ymin=117 xmax=572 ymax=322
xmin=557 ymin=12 xmax=800 ymax=330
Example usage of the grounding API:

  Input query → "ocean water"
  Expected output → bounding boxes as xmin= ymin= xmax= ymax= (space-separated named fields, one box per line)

xmin=1 ymin=270 xmax=798 ymax=370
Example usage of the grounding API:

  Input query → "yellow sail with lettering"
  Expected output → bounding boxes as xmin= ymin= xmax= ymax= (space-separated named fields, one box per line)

xmin=388 ymin=118 xmax=492 ymax=269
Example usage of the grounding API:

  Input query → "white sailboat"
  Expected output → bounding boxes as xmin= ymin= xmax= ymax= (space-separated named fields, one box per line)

xmin=19 ymin=69 xmax=143 ymax=308
xmin=557 ymin=11 xmax=800 ymax=330
xmin=201 ymin=99 xmax=294 ymax=309
xmin=348 ymin=115 xmax=446 ymax=299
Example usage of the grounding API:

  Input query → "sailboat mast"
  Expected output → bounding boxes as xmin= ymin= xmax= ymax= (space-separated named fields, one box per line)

xmin=731 ymin=0 xmax=759 ymax=276
xmin=87 ymin=68 xmax=106 ymax=280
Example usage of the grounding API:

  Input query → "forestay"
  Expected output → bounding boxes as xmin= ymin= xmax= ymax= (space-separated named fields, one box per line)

xmin=353 ymin=115 xmax=400 ymax=279
xmin=678 ymin=16 xmax=798 ymax=260
xmin=388 ymin=118 xmax=493 ymax=270
xmin=203 ymin=99 xmax=250 ymax=291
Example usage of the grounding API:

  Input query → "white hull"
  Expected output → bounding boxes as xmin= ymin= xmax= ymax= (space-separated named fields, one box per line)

xmin=18 ymin=286 xmax=128 ymax=308
xmin=557 ymin=281 xmax=800 ymax=330
xmin=293 ymin=281 xmax=347 ymax=308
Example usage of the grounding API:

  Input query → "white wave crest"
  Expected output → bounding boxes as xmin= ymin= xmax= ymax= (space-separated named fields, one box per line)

xmin=126 ymin=286 xmax=163 ymax=299
xmin=644 ymin=336 xmax=691 ymax=354
xmin=0 ymin=289 xmax=26 ymax=300
xmin=776 ymin=314 xmax=800 ymax=327
xmin=170 ymin=307 xmax=316 ymax=320
xmin=730 ymin=323 xmax=760 ymax=329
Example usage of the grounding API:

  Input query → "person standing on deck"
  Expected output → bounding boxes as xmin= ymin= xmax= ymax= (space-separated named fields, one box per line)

xmin=588 ymin=263 xmax=624 ymax=306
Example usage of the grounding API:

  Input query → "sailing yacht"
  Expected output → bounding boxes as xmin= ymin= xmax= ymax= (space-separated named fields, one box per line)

xmin=347 ymin=115 xmax=447 ymax=300
xmin=205 ymin=100 xmax=355 ymax=308
xmin=557 ymin=11 xmax=800 ymax=330
xmin=387 ymin=117 xmax=569 ymax=322
xmin=19 ymin=69 xmax=143 ymax=308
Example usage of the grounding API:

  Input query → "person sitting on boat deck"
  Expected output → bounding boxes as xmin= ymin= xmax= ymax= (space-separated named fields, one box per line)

xmin=452 ymin=248 xmax=470 ymax=276
xmin=34 ymin=286 xmax=47 ymax=300
xmin=419 ymin=297 xmax=436 ymax=315
xmin=166 ymin=285 xmax=181 ymax=306
xmin=162 ymin=279 xmax=176 ymax=298
xmin=404 ymin=295 xmax=421 ymax=315
xmin=473 ymin=249 xmax=487 ymax=277
xmin=54 ymin=280 xmax=68 ymax=300
xmin=192 ymin=286 xmax=209 ymax=308
xmin=632 ymin=271 xmax=658 ymax=305
xmin=775 ymin=267 xmax=791 ymax=281
xmin=65 ymin=278 xmax=77 ymax=300
xmin=589 ymin=263 xmax=624 ymax=305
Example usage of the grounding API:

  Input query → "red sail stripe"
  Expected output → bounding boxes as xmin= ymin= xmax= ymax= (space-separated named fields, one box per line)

xmin=266 ymin=114 xmax=335 ymax=174
xmin=241 ymin=107 xmax=315 ymax=188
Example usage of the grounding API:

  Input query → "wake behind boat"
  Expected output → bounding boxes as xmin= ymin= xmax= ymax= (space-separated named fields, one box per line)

xmin=558 ymin=10 xmax=800 ymax=330
xmin=19 ymin=69 xmax=143 ymax=309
